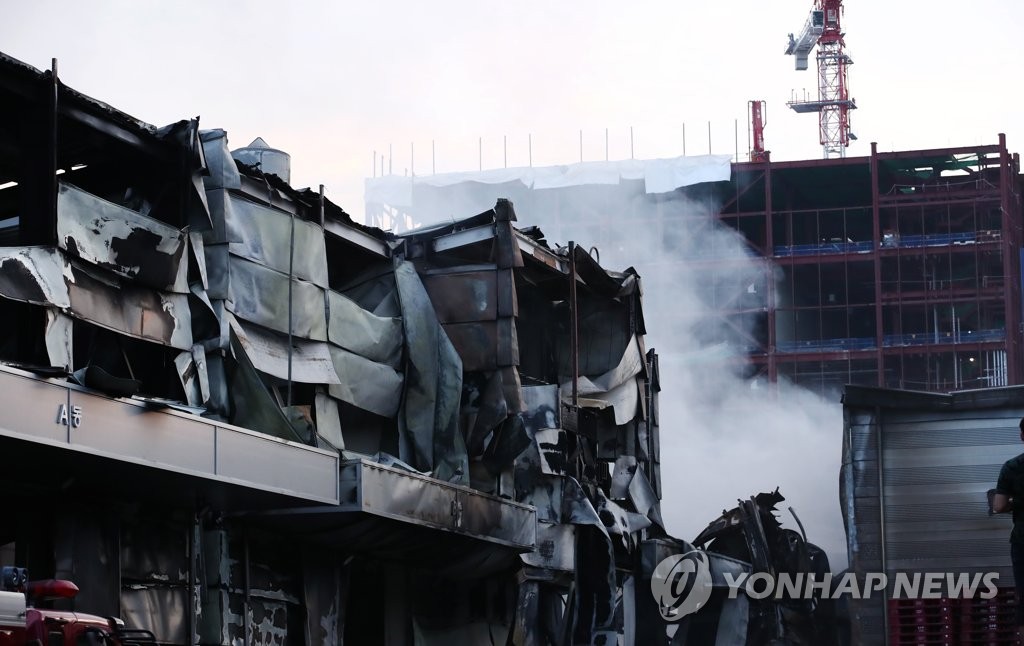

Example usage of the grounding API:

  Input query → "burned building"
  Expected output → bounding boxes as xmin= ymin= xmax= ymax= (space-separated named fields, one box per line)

xmin=366 ymin=138 xmax=1024 ymax=396
xmin=0 ymin=51 xmax=844 ymax=645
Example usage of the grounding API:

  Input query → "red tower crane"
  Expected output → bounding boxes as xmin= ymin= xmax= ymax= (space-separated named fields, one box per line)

xmin=784 ymin=0 xmax=856 ymax=158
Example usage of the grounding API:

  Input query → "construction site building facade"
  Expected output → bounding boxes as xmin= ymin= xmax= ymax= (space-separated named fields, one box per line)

xmin=367 ymin=138 xmax=1024 ymax=395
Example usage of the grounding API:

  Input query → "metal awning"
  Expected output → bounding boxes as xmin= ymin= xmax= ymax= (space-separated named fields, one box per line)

xmin=237 ymin=459 xmax=537 ymax=573
xmin=0 ymin=364 xmax=339 ymax=508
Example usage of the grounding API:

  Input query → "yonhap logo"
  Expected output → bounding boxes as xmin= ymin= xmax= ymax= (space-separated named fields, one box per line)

xmin=651 ymin=550 xmax=714 ymax=621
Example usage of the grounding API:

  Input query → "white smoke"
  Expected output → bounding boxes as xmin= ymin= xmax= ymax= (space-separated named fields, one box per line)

xmin=590 ymin=184 xmax=849 ymax=571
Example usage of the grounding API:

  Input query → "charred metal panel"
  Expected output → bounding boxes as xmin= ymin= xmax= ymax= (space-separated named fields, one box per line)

xmin=302 ymin=553 xmax=345 ymax=646
xmin=496 ymin=267 xmax=517 ymax=317
xmin=118 ymin=517 xmax=193 ymax=645
xmin=44 ymin=308 xmax=73 ymax=369
xmin=66 ymin=261 xmax=192 ymax=349
xmin=228 ymin=329 xmax=306 ymax=443
xmin=230 ymin=315 xmax=340 ymax=385
xmin=421 ymin=269 xmax=498 ymax=324
xmin=0 ymin=368 xmax=71 ymax=443
xmin=323 ymin=217 xmax=388 ymax=257
xmin=199 ymin=130 xmax=242 ymax=191
xmin=202 ymin=242 xmax=230 ymax=300
xmin=327 ymin=345 xmax=403 ymax=418
xmin=0 ymin=246 xmax=71 ymax=307
xmin=221 ymin=192 xmax=329 ymax=288
xmin=564 ymin=337 xmax=645 ymax=425
xmin=175 ymin=345 xmax=211 ymax=408
xmin=520 ymin=522 xmax=574 ymax=572
xmin=57 ymin=182 xmax=189 ymax=293
xmin=521 ymin=384 xmax=559 ymax=432
xmin=215 ymin=428 xmax=338 ymax=502
xmin=442 ymin=321 xmax=501 ymax=372
xmin=556 ymin=300 xmax=632 ymax=379
xmin=313 ymin=391 xmax=344 ymax=450
xmin=68 ymin=387 xmax=217 ymax=474
xmin=340 ymin=459 xmax=536 ymax=550
xmin=189 ymin=231 xmax=209 ymax=290
xmin=0 ymin=246 xmax=191 ymax=350
xmin=226 ymin=256 xmax=327 ymax=341
xmin=53 ymin=505 xmax=120 ymax=616
xmin=394 ymin=259 xmax=468 ymax=484
xmin=326 ymin=289 xmax=402 ymax=368
xmin=120 ymin=586 xmax=188 ymax=644
xmin=0 ymin=365 xmax=340 ymax=503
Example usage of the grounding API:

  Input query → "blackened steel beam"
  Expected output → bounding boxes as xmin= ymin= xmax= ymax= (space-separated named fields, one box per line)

xmin=998 ymin=133 xmax=1022 ymax=384
xmin=765 ymin=162 xmax=777 ymax=383
xmin=876 ymin=144 xmax=1001 ymax=160
xmin=568 ymin=241 xmax=579 ymax=406
xmin=59 ymin=103 xmax=170 ymax=159
xmin=871 ymin=142 xmax=885 ymax=386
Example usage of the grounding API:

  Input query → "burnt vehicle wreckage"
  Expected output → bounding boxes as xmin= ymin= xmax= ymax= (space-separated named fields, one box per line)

xmin=0 ymin=51 xmax=838 ymax=645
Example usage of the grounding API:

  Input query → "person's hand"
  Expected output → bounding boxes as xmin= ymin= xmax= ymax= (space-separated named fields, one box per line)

xmin=988 ymin=489 xmax=998 ymax=515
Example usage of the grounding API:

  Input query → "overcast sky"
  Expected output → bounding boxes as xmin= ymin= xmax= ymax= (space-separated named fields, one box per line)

xmin=3 ymin=1 xmax=1022 ymax=220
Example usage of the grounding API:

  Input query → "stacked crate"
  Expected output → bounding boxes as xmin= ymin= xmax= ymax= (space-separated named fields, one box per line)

xmin=887 ymin=589 xmax=1019 ymax=646
xmin=959 ymin=588 xmax=1018 ymax=645
xmin=889 ymin=598 xmax=957 ymax=646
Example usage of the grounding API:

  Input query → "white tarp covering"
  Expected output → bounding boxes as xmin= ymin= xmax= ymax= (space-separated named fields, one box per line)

xmin=364 ymin=154 xmax=733 ymax=207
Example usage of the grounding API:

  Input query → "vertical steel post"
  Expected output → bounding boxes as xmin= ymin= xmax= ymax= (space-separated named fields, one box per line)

xmin=48 ymin=59 xmax=58 ymax=236
xmin=569 ymin=241 xmax=579 ymax=406
xmin=998 ymin=133 xmax=1020 ymax=383
xmin=243 ymin=533 xmax=251 ymax=645
xmin=870 ymin=142 xmax=884 ymax=386
xmin=187 ymin=515 xmax=198 ymax=646
xmin=286 ymin=205 xmax=295 ymax=406
xmin=765 ymin=165 xmax=777 ymax=383
xmin=318 ymin=184 xmax=325 ymax=227
xmin=875 ymin=405 xmax=889 ymax=640
xmin=734 ymin=118 xmax=738 ymax=162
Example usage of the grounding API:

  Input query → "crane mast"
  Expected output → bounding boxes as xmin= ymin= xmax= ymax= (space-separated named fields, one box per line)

xmin=785 ymin=0 xmax=856 ymax=158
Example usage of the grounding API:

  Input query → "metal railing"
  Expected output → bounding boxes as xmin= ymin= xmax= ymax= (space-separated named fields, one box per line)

xmin=774 ymin=230 xmax=991 ymax=257
xmin=775 ymin=329 xmax=1005 ymax=353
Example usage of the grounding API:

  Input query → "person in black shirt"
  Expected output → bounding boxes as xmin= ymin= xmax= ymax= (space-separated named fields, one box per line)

xmin=991 ymin=417 xmax=1024 ymax=641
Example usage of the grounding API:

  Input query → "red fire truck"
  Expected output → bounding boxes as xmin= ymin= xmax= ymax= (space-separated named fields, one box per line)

xmin=0 ymin=567 xmax=153 ymax=646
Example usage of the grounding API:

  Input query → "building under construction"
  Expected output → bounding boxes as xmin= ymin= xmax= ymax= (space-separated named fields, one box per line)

xmin=366 ymin=139 xmax=1024 ymax=396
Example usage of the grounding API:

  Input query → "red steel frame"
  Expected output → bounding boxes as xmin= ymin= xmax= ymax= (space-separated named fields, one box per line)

xmin=735 ymin=138 xmax=1023 ymax=392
